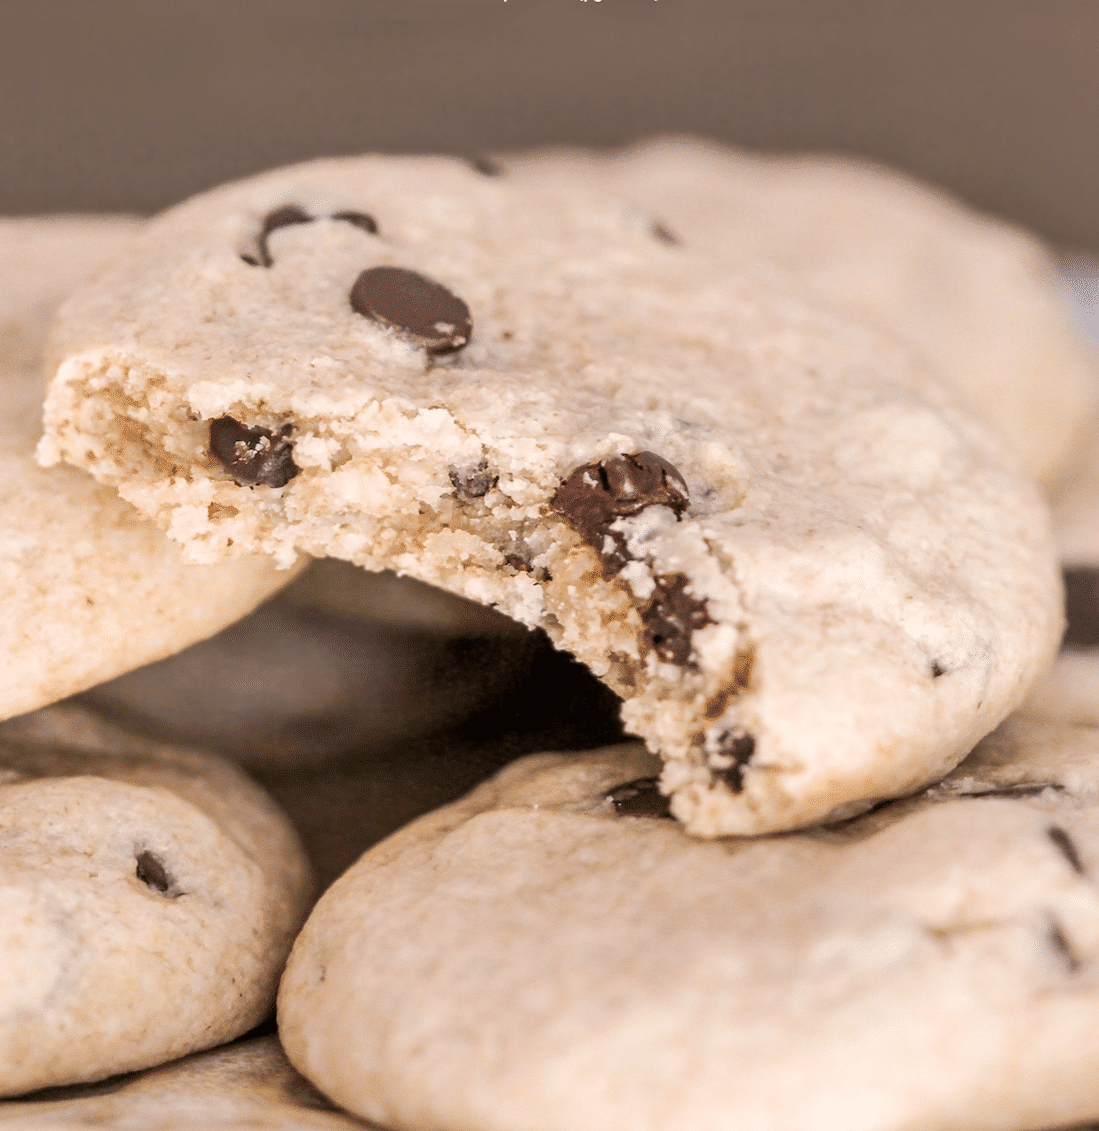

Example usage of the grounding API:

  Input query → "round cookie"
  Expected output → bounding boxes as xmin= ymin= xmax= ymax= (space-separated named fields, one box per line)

xmin=500 ymin=137 xmax=1098 ymax=487
xmin=0 ymin=1036 xmax=362 ymax=1130
xmin=0 ymin=217 xmax=302 ymax=722
xmin=38 ymin=157 xmax=1063 ymax=836
xmin=0 ymin=702 xmax=312 ymax=1097
xmin=280 ymin=720 xmax=1099 ymax=1131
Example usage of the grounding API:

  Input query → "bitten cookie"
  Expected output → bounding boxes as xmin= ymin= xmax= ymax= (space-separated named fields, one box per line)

xmin=280 ymin=721 xmax=1099 ymax=1131
xmin=0 ymin=217 xmax=302 ymax=721
xmin=0 ymin=702 xmax=312 ymax=1096
xmin=39 ymin=157 xmax=1063 ymax=835
xmin=0 ymin=1036 xmax=365 ymax=1130
xmin=501 ymin=137 xmax=1099 ymax=487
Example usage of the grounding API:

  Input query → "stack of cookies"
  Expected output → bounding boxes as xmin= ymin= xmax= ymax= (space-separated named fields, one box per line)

xmin=3 ymin=138 xmax=1099 ymax=1131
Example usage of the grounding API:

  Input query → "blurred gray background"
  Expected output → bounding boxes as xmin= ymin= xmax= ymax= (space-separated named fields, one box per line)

xmin=0 ymin=0 xmax=1095 ymax=248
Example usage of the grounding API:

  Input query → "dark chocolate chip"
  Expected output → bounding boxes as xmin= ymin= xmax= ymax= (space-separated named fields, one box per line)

xmin=332 ymin=210 xmax=379 ymax=235
xmin=930 ymin=660 xmax=947 ymax=678
xmin=1048 ymin=918 xmax=1080 ymax=973
xmin=607 ymin=776 xmax=673 ymax=818
xmin=1063 ymin=566 xmax=1099 ymax=648
xmin=550 ymin=451 xmax=690 ymax=576
xmin=650 ymin=220 xmax=680 ymax=245
xmin=242 ymin=204 xmax=314 ymax=267
xmin=467 ymin=154 xmax=502 ymax=177
xmin=350 ymin=266 xmax=472 ymax=354
xmin=209 ymin=416 xmax=300 ymax=488
xmin=449 ymin=460 xmax=498 ymax=499
xmin=1048 ymin=825 xmax=1086 ymax=875
xmin=640 ymin=572 xmax=713 ymax=666
xmin=713 ymin=732 xmax=756 ymax=793
xmin=135 ymin=850 xmax=171 ymax=894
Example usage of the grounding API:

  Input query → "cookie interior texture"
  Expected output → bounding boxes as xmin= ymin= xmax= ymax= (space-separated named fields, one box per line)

xmin=500 ymin=136 xmax=1099 ymax=489
xmin=279 ymin=717 xmax=1099 ymax=1131
xmin=0 ymin=216 xmax=302 ymax=723
xmin=39 ymin=153 xmax=1063 ymax=836
xmin=0 ymin=702 xmax=312 ymax=1096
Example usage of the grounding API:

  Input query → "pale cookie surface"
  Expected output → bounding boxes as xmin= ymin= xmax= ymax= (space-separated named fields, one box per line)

xmin=0 ymin=1036 xmax=370 ymax=1130
xmin=40 ymin=157 xmax=1062 ymax=835
xmin=501 ymin=137 xmax=1099 ymax=487
xmin=281 ymin=722 xmax=1099 ymax=1131
xmin=0 ymin=217 xmax=300 ymax=721
xmin=0 ymin=702 xmax=312 ymax=1096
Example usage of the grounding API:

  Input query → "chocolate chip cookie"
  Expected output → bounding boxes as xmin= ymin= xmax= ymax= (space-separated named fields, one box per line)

xmin=0 ymin=702 xmax=311 ymax=1096
xmin=39 ymin=156 xmax=1062 ymax=834
xmin=280 ymin=718 xmax=1099 ymax=1131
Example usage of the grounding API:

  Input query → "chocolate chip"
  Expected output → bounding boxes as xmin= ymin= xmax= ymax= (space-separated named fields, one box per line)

xmin=241 ymin=204 xmax=314 ymax=267
xmin=1063 ymin=566 xmax=1099 ymax=648
xmin=930 ymin=660 xmax=947 ymax=678
xmin=1048 ymin=825 xmax=1086 ymax=875
xmin=550 ymin=451 xmax=690 ymax=576
xmin=350 ymin=266 xmax=472 ymax=354
xmin=607 ymin=777 xmax=673 ymax=818
xmin=712 ymin=732 xmax=755 ymax=792
xmin=332 ymin=210 xmax=379 ymax=235
xmin=209 ymin=416 xmax=300 ymax=488
xmin=467 ymin=154 xmax=502 ymax=177
xmin=135 ymin=850 xmax=172 ymax=894
xmin=449 ymin=460 xmax=498 ymax=499
xmin=650 ymin=220 xmax=680 ymax=245
xmin=640 ymin=572 xmax=712 ymax=665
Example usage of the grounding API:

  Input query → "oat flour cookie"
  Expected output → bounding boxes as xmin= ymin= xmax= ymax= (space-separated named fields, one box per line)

xmin=501 ymin=137 xmax=1099 ymax=487
xmin=0 ymin=702 xmax=311 ymax=1096
xmin=0 ymin=1036 xmax=367 ymax=1130
xmin=39 ymin=157 xmax=1063 ymax=835
xmin=0 ymin=217 xmax=300 ymax=721
xmin=281 ymin=721 xmax=1099 ymax=1131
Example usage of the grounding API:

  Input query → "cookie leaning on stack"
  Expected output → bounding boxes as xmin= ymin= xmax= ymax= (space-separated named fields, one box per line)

xmin=38 ymin=154 xmax=1064 ymax=836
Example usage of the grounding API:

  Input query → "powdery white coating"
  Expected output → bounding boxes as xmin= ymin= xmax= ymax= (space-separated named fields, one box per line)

xmin=281 ymin=722 xmax=1099 ymax=1131
xmin=0 ymin=1037 xmax=367 ymax=1130
xmin=0 ymin=702 xmax=312 ymax=1097
xmin=500 ymin=137 xmax=1099 ymax=488
xmin=0 ymin=217 xmax=302 ymax=722
xmin=40 ymin=156 xmax=1062 ymax=835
